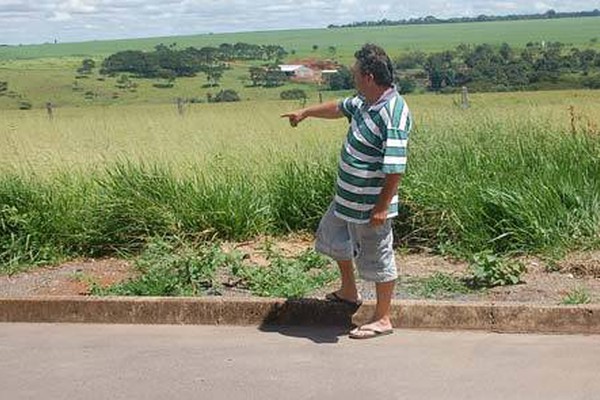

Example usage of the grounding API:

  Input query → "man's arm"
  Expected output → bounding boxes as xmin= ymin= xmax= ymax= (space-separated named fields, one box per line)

xmin=370 ymin=173 xmax=402 ymax=227
xmin=280 ymin=101 xmax=344 ymax=127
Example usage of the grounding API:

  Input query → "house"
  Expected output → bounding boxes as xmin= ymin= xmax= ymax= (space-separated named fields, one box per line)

xmin=279 ymin=64 xmax=318 ymax=82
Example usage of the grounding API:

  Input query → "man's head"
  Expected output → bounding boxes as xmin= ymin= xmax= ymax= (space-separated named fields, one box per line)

xmin=351 ymin=44 xmax=394 ymax=94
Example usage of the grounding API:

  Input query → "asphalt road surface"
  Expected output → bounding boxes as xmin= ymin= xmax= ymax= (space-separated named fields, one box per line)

xmin=1 ymin=323 xmax=599 ymax=400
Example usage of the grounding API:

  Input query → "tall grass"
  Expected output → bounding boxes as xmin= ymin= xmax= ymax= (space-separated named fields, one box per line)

xmin=1 ymin=95 xmax=600 ymax=272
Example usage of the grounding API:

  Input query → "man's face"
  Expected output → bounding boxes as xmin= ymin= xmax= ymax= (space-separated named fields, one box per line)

xmin=351 ymin=61 xmax=372 ymax=95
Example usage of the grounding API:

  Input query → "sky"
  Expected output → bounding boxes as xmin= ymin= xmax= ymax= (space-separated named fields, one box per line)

xmin=1 ymin=0 xmax=599 ymax=45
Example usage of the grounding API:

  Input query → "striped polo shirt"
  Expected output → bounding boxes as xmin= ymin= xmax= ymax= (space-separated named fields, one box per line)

xmin=334 ymin=86 xmax=411 ymax=224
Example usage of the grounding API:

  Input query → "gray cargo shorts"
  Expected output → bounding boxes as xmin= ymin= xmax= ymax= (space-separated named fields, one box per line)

xmin=314 ymin=202 xmax=397 ymax=283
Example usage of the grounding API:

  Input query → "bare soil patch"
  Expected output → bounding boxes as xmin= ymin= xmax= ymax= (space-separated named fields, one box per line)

xmin=1 ymin=236 xmax=598 ymax=305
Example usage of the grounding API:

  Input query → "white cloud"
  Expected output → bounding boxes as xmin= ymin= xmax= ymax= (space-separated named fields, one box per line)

xmin=49 ymin=11 xmax=73 ymax=21
xmin=0 ymin=0 xmax=599 ymax=44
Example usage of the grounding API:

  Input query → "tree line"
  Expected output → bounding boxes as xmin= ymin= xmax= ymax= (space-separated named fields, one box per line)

xmin=394 ymin=42 xmax=600 ymax=93
xmin=328 ymin=9 xmax=600 ymax=28
xmin=99 ymin=42 xmax=288 ymax=80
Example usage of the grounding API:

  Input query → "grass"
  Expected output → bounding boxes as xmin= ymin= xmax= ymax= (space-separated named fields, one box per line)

xmin=561 ymin=287 xmax=592 ymax=305
xmin=1 ymin=91 xmax=600 ymax=274
xmin=403 ymin=272 xmax=474 ymax=299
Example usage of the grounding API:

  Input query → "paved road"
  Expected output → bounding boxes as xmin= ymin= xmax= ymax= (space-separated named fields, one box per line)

xmin=1 ymin=323 xmax=599 ymax=400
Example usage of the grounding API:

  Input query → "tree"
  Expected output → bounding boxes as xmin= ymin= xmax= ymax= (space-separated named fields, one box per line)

xmin=264 ymin=69 xmax=287 ymax=87
xmin=327 ymin=66 xmax=353 ymax=90
xmin=0 ymin=81 xmax=7 ymax=95
xmin=100 ymin=50 xmax=158 ymax=77
xmin=395 ymin=51 xmax=427 ymax=69
xmin=77 ymin=58 xmax=96 ymax=75
xmin=280 ymin=89 xmax=307 ymax=100
xmin=248 ymin=66 xmax=266 ymax=86
xmin=201 ymin=64 xmax=225 ymax=87
xmin=395 ymin=76 xmax=416 ymax=94
xmin=424 ymin=51 xmax=457 ymax=91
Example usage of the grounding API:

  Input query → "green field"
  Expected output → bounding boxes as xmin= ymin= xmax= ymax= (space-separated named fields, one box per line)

xmin=2 ymin=89 xmax=600 ymax=272
xmin=1 ymin=17 xmax=599 ymax=110
xmin=2 ymin=18 xmax=600 ymax=274
xmin=2 ymin=17 xmax=599 ymax=61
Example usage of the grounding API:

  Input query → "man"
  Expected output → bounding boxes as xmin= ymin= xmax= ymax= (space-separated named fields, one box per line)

xmin=281 ymin=44 xmax=412 ymax=339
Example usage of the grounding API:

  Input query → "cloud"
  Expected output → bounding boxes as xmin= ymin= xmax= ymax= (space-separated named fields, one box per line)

xmin=0 ymin=0 xmax=599 ymax=44
xmin=49 ymin=11 xmax=73 ymax=21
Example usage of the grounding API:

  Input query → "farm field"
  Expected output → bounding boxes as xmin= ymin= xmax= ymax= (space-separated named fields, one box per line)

xmin=1 ymin=17 xmax=599 ymax=61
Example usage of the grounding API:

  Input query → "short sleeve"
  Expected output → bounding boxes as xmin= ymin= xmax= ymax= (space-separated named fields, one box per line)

xmin=338 ymin=96 xmax=361 ymax=120
xmin=381 ymin=99 xmax=411 ymax=174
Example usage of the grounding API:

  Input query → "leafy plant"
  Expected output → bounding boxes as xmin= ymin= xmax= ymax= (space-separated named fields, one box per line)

xmin=466 ymin=250 xmax=526 ymax=288
xmin=232 ymin=248 xmax=335 ymax=298
xmin=92 ymin=238 xmax=241 ymax=296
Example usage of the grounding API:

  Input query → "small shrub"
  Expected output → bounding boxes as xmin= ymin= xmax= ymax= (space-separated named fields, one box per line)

xmin=582 ymin=74 xmax=600 ymax=89
xmin=18 ymin=100 xmax=32 ymax=110
xmin=466 ymin=251 xmax=526 ymax=288
xmin=280 ymin=89 xmax=307 ymax=100
xmin=561 ymin=288 xmax=591 ymax=305
xmin=212 ymin=89 xmax=240 ymax=103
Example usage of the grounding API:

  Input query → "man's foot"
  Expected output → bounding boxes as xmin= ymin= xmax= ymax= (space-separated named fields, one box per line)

xmin=325 ymin=290 xmax=362 ymax=307
xmin=349 ymin=320 xmax=393 ymax=340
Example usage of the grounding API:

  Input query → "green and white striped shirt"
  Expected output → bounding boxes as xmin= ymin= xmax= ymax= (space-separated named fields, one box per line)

xmin=335 ymin=86 xmax=411 ymax=224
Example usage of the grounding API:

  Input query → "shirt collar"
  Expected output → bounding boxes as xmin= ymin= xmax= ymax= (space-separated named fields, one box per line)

xmin=363 ymin=85 xmax=398 ymax=112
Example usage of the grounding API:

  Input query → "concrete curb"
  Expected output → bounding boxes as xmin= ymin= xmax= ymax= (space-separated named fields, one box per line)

xmin=1 ymin=296 xmax=599 ymax=334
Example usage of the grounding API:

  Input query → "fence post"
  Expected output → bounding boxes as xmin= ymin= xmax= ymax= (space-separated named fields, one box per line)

xmin=176 ymin=97 xmax=185 ymax=116
xmin=461 ymin=86 xmax=469 ymax=109
xmin=46 ymin=102 xmax=53 ymax=120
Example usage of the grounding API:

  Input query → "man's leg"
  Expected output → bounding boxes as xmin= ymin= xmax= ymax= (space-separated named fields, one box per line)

xmin=333 ymin=259 xmax=359 ymax=302
xmin=373 ymin=279 xmax=395 ymax=327
xmin=349 ymin=279 xmax=395 ymax=338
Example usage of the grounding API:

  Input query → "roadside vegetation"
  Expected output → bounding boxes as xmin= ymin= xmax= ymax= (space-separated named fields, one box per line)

xmin=1 ymin=17 xmax=600 ymax=299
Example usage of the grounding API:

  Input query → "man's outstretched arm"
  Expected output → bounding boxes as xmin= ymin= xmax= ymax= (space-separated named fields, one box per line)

xmin=280 ymin=101 xmax=344 ymax=127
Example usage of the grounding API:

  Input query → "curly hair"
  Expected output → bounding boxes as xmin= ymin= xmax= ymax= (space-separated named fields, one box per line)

xmin=354 ymin=44 xmax=394 ymax=87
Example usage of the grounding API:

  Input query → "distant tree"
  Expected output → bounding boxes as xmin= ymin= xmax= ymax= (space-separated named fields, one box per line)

xmin=201 ymin=64 xmax=225 ymax=87
xmin=395 ymin=51 xmax=427 ymax=69
xmin=212 ymin=89 xmax=240 ymax=102
xmin=77 ymin=58 xmax=96 ymax=75
xmin=327 ymin=66 xmax=353 ymax=90
xmin=101 ymin=50 xmax=158 ymax=77
xmin=395 ymin=76 xmax=417 ymax=94
xmin=280 ymin=89 xmax=307 ymax=100
xmin=328 ymin=46 xmax=337 ymax=58
xmin=264 ymin=69 xmax=287 ymax=87
xmin=248 ymin=66 xmax=266 ymax=86
xmin=312 ymin=44 xmax=319 ymax=52
xmin=0 ymin=81 xmax=7 ymax=95
xmin=424 ymin=51 xmax=457 ymax=90
xmin=582 ymin=74 xmax=600 ymax=89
